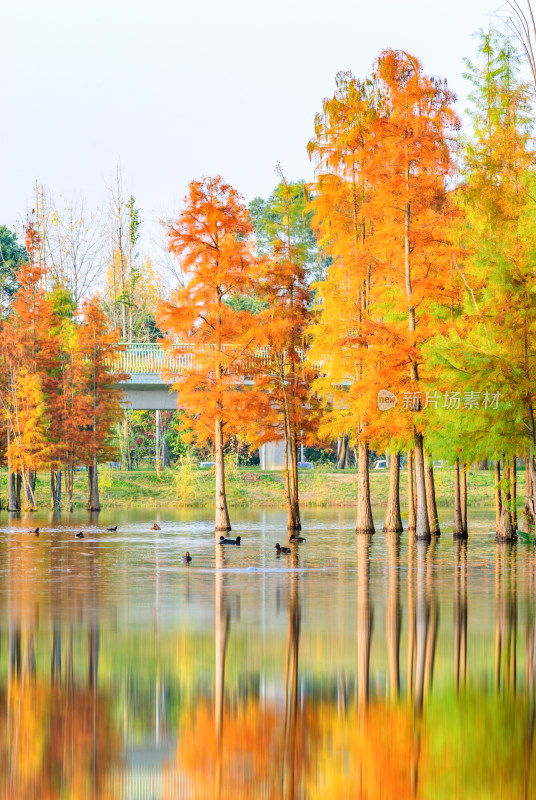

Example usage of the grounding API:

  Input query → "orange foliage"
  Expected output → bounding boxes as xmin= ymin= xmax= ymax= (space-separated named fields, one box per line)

xmin=175 ymin=700 xmax=318 ymax=800
xmin=0 ymin=681 xmax=120 ymax=800
xmin=158 ymin=176 xmax=268 ymax=528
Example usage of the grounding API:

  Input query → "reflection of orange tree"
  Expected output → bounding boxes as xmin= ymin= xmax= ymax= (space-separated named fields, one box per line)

xmin=0 ymin=682 xmax=120 ymax=800
xmin=175 ymin=700 xmax=319 ymax=799
xmin=307 ymin=704 xmax=414 ymax=800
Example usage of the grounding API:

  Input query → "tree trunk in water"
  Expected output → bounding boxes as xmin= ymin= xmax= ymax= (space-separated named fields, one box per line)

xmin=23 ymin=470 xmax=37 ymax=511
xmin=523 ymin=456 xmax=534 ymax=533
xmin=527 ymin=402 xmax=536 ymax=532
xmin=283 ymin=429 xmax=295 ymax=531
xmin=7 ymin=470 xmax=17 ymax=512
xmin=7 ymin=432 xmax=18 ymax=511
xmin=413 ymin=431 xmax=430 ymax=540
xmin=383 ymin=453 xmax=402 ymax=533
xmin=16 ymin=472 xmax=22 ymax=511
xmin=407 ymin=451 xmax=416 ymax=532
xmin=214 ymin=418 xmax=231 ymax=532
xmin=510 ymin=458 xmax=517 ymax=531
xmin=453 ymin=459 xmax=465 ymax=538
xmin=494 ymin=460 xmax=502 ymax=534
xmin=460 ymin=463 xmax=468 ymax=536
xmin=356 ymin=441 xmax=375 ymax=534
xmin=87 ymin=455 xmax=100 ymax=512
xmin=337 ymin=434 xmax=349 ymax=470
xmin=289 ymin=424 xmax=301 ymax=531
xmin=503 ymin=454 xmax=513 ymax=532
xmin=424 ymin=457 xmax=440 ymax=536
xmin=50 ymin=468 xmax=62 ymax=511
xmin=65 ymin=466 xmax=74 ymax=512
xmin=497 ymin=505 xmax=515 ymax=542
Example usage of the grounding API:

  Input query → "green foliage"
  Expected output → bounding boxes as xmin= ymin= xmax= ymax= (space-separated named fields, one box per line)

xmin=48 ymin=285 xmax=77 ymax=320
xmin=126 ymin=195 xmax=142 ymax=251
xmin=249 ymin=178 xmax=320 ymax=279
xmin=424 ymin=31 xmax=536 ymax=463
xmin=172 ymin=453 xmax=199 ymax=505
xmin=0 ymin=225 xmax=26 ymax=309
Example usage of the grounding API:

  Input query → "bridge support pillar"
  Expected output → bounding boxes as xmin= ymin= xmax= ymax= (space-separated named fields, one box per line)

xmin=259 ymin=441 xmax=287 ymax=471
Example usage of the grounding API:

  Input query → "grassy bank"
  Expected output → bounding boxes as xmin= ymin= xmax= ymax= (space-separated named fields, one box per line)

xmin=2 ymin=463 xmax=519 ymax=510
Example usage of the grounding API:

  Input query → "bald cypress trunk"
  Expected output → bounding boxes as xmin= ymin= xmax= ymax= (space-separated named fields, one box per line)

xmin=7 ymin=431 xmax=18 ymax=512
xmin=494 ymin=459 xmax=502 ymax=534
xmin=214 ymin=417 xmax=231 ymax=532
xmin=16 ymin=473 xmax=21 ymax=511
xmin=407 ymin=451 xmax=416 ymax=532
xmin=453 ymin=459 xmax=466 ymax=538
xmin=65 ymin=466 xmax=74 ymax=513
xmin=523 ymin=456 xmax=534 ymax=533
xmin=460 ymin=463 xmax=468 ymax=536
xmin=87 ymin=455 xmax=100 ymax=512
xmin=510 ymin=458 xmax=517 ymax=531
xmin=50 ymin=468 xmax=62 ymax=511
xmin=356 ymin=441 xmax=375 ymax=534
xmin=337 ymin=434 xmax=349 ymax=469
xmin=383 ymin=453 xmax=403 ymax=533
xmin=424 ymin=457 xmax=440 ymax=536
xmin=413 ymin=431 xmax=430 ymax=540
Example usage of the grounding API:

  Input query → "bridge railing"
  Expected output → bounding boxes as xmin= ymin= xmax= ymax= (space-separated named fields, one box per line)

xmin=112 ymin=343 xmax=278 ymax=377
xmin=110 ymin=343 xmax=332 ymax=384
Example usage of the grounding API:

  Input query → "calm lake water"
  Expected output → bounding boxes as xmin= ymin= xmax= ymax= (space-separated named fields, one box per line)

xmin=0 ymin=506 xmax=534 ymax=798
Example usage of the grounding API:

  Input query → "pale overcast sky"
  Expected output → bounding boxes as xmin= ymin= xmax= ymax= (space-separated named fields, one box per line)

xmin=1 ymin=0 xmax=503 ymax=240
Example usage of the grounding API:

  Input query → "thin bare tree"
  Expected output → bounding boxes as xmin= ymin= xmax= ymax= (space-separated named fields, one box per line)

xmin=501 ymin=1 xmax=536 ymax=90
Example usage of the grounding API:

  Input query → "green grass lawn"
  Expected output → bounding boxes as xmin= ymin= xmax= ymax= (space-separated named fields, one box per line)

xmin=1 ymin=463 xmax=514 ymax=510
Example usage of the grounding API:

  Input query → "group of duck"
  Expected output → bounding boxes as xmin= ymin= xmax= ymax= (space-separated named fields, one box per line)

xmin=27 ymin=524 xmax=120 ymax=539
xmin=182 ymin=533 xmax=306 ymax=565
xmin=24 ymin=524 xmax=306 ymax=562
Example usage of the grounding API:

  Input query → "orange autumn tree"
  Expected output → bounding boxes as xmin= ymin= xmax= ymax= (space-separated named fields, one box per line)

xmin=309 ymin=55 xmax=459 ymax=539
xmin=0 ymin=220 xmax=55 ymax=509
xmin=307 ymin=71 xmax=379 ymax=534
xmin=158 ymin=176 xmax=264 ymax=533
xmin=77 ymin=298 xmax=126 ymax=511
xmin=368 ymin=50 xmax=460 ymax=539
xmin=253 ymin=170 xmax=321 ymax=532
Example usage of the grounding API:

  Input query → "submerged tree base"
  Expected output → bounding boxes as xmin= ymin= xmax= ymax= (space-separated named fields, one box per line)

xmin=415 ymin=533 xmax=432 ymax=542
xmin=356 ymin=527 xmax=375 ymax=535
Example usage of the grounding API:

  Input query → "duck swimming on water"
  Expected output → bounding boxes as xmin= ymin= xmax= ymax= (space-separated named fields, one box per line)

xmin=275 ymin=543 xmax=291 ymax=554
xmin=76 ymin=532 xmax=84 ymax=538
xmin=107 ymin=525 xmax=117 ymax=532
xmin=289 ymin=534 xmax=306 ymax=543
xmin=151 ymin=524 xmax=161 ymax=531
xmin=219 ymin=535 xmax=241 ymax=545
xmin=182 ymin=552 xmax=192 ymax=564
xmin=29 ymin=527 xmax=39 ymax=535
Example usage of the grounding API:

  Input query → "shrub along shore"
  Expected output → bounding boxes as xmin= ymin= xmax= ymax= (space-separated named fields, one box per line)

xmin=0 ymin=464 xmax=515 ymax=512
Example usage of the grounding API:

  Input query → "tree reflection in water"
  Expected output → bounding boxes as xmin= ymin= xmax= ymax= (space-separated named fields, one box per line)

xmin=0 ymin=520 xmax=536 ymax=797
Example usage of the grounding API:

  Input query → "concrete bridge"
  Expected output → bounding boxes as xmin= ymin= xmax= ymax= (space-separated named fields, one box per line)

xmin=113 ymin=343 xmax=284 ymax=468
xmin=114 ymin=343 xmax=184 ymax=410
xmin=114 ymin=343 xmax=265 ymax=410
